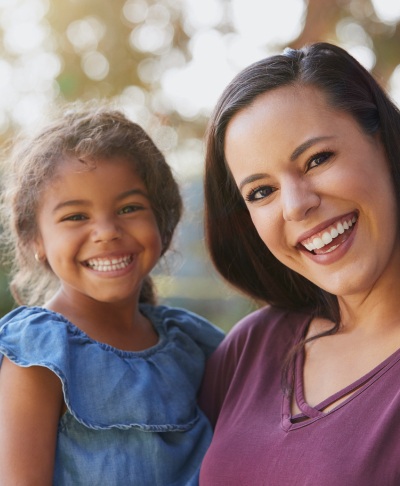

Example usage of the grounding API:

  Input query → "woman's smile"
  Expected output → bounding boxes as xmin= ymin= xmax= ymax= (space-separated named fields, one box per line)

xmin=297 ymin=213 xmax=357 ymax=254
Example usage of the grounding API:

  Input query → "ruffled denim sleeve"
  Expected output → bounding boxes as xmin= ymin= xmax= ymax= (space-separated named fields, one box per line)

xmin=0 ymin=305 xmax=224 ymax=431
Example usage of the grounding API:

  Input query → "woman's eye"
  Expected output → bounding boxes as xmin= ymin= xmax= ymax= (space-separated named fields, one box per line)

xmin=245 ymin=185 xmax=275 ymax=202
xmin=307 ymin=151 xmax=333 ymax=170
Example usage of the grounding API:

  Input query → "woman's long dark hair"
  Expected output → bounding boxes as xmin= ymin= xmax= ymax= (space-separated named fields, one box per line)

xmin=204 ymin=42 xmax=400 ymax=356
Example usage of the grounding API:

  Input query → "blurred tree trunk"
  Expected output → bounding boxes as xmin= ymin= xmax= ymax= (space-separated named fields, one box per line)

xmin=292 ymin=0 xmax=400 ymax=85
xmin=292 ymin=0 xmax=351 ymax=47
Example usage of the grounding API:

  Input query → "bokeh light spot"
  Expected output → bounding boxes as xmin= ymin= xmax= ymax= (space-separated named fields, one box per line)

xmin=81 ymin=51 xmax=109 ymax=81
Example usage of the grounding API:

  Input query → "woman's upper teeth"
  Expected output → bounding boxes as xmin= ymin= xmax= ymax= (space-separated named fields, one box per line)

xmin=302 ymin=216 xmax=356 ymax=252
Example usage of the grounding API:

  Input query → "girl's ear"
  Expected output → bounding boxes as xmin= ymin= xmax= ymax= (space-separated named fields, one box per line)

xmin=34 ymin=237 xmax=46 ymax=263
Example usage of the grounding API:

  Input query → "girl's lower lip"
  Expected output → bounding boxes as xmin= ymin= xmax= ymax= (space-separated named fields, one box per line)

xmin=300 ymin=220 xmax=357 ymax=265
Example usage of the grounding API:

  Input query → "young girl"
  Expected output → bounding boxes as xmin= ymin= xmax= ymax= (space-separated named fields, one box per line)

xmin=0 ymin=107 xmax=224 ymax=485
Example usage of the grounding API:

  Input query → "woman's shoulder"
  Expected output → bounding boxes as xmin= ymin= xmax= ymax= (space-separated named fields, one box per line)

xmin=217 ymin=305 xmax=311 ymax=353
xmin=198 ymin=305 xmax=310 ymax=425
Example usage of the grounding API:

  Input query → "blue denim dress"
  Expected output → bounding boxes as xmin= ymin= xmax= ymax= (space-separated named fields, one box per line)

xmin=0 ymin=304 xmax=224 ymax=485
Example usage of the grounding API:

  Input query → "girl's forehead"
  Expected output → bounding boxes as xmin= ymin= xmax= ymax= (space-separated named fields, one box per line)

xmin=38 ymin=155 xmax=149 ymax=203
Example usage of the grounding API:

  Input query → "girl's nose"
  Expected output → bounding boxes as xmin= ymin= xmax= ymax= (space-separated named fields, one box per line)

xmin=281 ymin=179 xmax=320 ymax=222
xmin=92 ymin=218 xmax=122 ymax=243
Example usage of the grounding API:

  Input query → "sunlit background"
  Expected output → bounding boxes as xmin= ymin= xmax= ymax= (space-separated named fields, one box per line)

xmin=0 ymin=0 xmax=399 ymax=330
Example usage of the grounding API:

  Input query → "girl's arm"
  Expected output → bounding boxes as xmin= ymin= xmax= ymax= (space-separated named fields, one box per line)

xmin=0 ymin=356 xmax=63 ymax=485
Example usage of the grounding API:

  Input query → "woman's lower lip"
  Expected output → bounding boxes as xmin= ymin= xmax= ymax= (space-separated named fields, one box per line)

xmin=301 ymin=221 xmax=357 ymax=265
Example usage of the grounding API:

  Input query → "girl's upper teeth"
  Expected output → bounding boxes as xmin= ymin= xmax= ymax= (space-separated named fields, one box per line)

xmin=302 ymin=216 xmax=356 ymax=252
xmin=86 ymin=256 xmax=132 ymax=271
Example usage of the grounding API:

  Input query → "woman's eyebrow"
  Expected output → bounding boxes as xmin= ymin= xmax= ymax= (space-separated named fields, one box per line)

xmin=239 ymin=173 xmax=268 ymax=192
xmin=290 ymin=136 xmax=334 ymax=161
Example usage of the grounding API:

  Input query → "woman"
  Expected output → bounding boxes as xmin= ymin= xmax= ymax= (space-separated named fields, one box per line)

xmin=199 ymin=42 xmax=400 ymax=485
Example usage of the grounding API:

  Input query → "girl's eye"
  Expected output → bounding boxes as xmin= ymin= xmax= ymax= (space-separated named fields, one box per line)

xmin=307 ymin=151 xmax=333 ymax=170
xmin=63 ymin=214 xmax=86 ymax=221
xmin=119 ymin=204 xmax=143 ymax=214
xmin=245 ymin=185 xmax=275 ymax=202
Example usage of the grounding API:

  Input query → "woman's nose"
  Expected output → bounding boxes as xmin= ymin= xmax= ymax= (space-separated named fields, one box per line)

xmin=281 ymin=179 xmax=320 ymax=222
xmin=92 ymin=218 xmax=122 ymax=243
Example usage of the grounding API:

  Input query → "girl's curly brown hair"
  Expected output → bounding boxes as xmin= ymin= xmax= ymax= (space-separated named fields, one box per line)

xmin=0 ymin=104 xmax=182 ymax=306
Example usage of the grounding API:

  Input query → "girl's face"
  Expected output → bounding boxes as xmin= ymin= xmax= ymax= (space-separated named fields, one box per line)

xmin=35 ymin=156 xmax=162 ymax=306
xmin=224 ymin=85 xmax=400 ymax=300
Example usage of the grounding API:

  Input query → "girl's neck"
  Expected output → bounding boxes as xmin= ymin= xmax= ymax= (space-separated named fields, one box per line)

xmin=44 ymin=292 xmax=159 ymax=352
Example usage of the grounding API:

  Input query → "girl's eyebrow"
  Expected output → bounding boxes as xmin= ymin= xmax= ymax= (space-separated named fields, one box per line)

xmin=238 ymin=135 xmax=335 ymax=191
xmin=52 ymin=199 xmax=87 ymax=213
xmin=52 ymin=189 xmax=150 ymax=214
xmin=117 ymin=189 xmax=150 ymax=201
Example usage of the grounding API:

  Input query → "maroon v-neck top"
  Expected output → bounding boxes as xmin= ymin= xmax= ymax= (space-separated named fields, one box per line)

xmin=199 ymin=306 xmax=400 ymax=485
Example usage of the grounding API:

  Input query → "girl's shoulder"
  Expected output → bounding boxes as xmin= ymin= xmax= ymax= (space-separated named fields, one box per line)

xmin=0 ymin=304 xmax=224 ymax=364
xmin=0 ymin=306 xmax=73 ymax=362
xmin=140 ymin=303 xmax=224 ymax=358
xmin=0 ymin=305 xmax=67 ymax=326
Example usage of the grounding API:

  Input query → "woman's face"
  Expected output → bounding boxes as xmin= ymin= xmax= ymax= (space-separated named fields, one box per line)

xmin=224 ymin=85 xmax=400 ymax=300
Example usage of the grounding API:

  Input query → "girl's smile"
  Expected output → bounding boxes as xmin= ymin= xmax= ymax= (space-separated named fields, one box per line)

xmin=224 ymin=85 xmax=400 ymax=299
xmin=83 ymin=253 xmax=134 ymax=273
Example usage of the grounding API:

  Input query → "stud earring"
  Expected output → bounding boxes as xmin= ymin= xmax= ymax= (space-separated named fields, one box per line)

xmin=34 ymin=252 xmax=41 ymax=262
